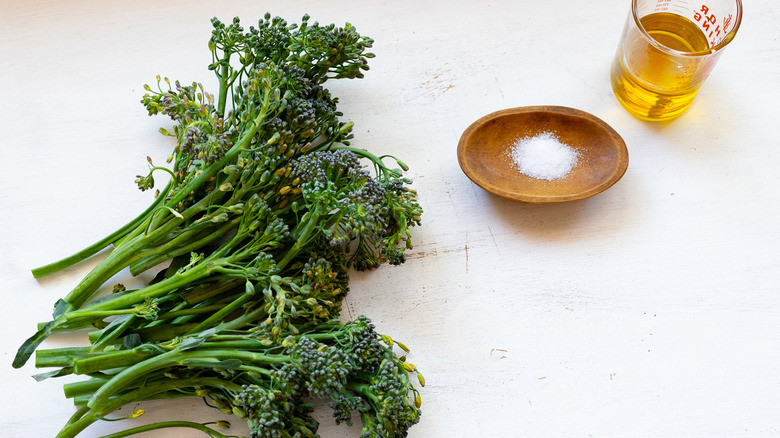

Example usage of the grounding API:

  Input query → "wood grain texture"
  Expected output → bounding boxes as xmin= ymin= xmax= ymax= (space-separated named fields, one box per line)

xmin=457 ymin=106 xmax=629 ymax=202
xmin=1 ymin=0 xmax=779 ymax=437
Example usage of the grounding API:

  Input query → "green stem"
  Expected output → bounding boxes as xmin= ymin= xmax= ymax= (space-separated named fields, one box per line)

xmin=30 ymin=182 xmax=172 ymax=278
xmin=59 ymin=233 xmax=147 ymax=312
xmin=63 ymin=404 xmax=91 ymax=433
xmin=129 ymin=216 xmax=241 ymax=276
xmin=91 ymin=315 xmax=137 ymax=351
xmin=17 ymin=270 xmax=208 ymax=367
xmin=71 ymin=390 xmax=193 ymax=407
xmin=73 ymin=347 xmax=160 ymax=375
xmin=87 ymin=348 xmax=288 ymax=409
xmin=161 ymin=84 xmax=271 ymax=215
xmin=58 ymin=377 xmax=241 ymax=438
xmin=58 ymin=166 xmax=235 ymax=313
xmin=180 ymin=278 xmax=244 ymax=305
xmin=277 ymin=212 xmax=321 ymax=270
xmin=20 ymin=65 xmax=276 ymax=369
xmin=57 ymin=87 xmax=272 ymax=311
xmin=347 ymin=382 xmax=380 ymax=405
xmin=215 ymin=305 xmax=267 ymax=331
xmin=134 ymin=323 xmax=200 ymax=343
xmin=16 ymin=262 xmax=219 ymax=369
xmin=63 ymin=377 xmax=109 ymax=399
xmin=235 ymin=364 xmax=273 ymax=377
xmin=98 ymin=421 xmax=234 ymax=438
xmin=159 ymin=303 xmax=226 ymax=320
xmin=199 ymin=339 xmax=272 ymax=351
xmin=186 ymin=291 xmax=253 ymax=335
xmin=36 ymin=346 xmax=104 ymax=368
xmin=217 ymin=61 xmax=230 ymax=115
xmin=75 ymin=258 xmax=215 ymax=314
xmin=156 ymin=163 xmax=243 ymax=229
xmin=333 ymin=144 xmax=399 ymax=179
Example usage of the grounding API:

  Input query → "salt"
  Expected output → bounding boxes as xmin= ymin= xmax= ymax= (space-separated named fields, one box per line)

xmin=507 ymin=131 xmax=578 ymax=181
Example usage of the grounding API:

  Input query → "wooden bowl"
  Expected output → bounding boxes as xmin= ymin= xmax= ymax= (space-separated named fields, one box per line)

xmin=457 ymin=106 xmax=629 ymax=203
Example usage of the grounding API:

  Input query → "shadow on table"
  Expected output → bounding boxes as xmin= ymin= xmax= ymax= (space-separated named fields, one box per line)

xmin=481 ymin=183 xmax=636 ymax=243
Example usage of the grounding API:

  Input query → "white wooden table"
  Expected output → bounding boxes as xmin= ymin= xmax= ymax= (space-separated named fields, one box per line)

xmin=2 ymin=0 xmax=778 ymax=436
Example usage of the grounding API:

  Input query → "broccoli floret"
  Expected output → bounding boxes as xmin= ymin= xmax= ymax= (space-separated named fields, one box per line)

xmin=365 ymin=359 xmax=422 ymax=434
xmin=287 ymin=337 xmax=354 ymax=398
xmin=234 ymin=385 xmax=289 ymax=438
xmin=331 ymin=392 xmax=365 ymax=426
xmin=288 ymin=148 xmax=422 ymax=271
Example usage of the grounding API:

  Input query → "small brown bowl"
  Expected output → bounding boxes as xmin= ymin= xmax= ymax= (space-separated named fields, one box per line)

xmin=457 ymin=106 xmax=628 ymax=203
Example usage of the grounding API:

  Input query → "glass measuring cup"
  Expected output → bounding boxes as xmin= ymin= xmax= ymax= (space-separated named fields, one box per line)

xmin=610 ymin=0 xmax=742 ymax=121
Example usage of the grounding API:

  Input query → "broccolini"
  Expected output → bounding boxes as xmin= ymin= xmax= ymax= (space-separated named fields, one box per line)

xmin=15 ymin=13 xmax=424 ymax=438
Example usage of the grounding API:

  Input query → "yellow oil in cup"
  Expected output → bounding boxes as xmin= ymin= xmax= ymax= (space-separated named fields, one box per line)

xmin=611 ymin=0 xmax=742 ymax=121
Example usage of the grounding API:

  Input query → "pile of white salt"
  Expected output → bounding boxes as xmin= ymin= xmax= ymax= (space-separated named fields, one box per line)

xmin=507 ymin=131 xmax=579 ymax=181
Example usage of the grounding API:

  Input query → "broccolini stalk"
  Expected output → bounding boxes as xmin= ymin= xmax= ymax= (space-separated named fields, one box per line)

xmin=96 ymin=421 xmax=236 ymax=438
xmin=28 ymin=182 xmax=173 ymax=279
xmin=43 ymin=316 xmax=422 ymax=438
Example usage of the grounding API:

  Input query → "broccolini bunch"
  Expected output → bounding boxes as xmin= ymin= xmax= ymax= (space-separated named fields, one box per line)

xmin=15 ymin=13 xmax=423 ymax=438
xmin=42 ymin=317 xmax=422 ymax=438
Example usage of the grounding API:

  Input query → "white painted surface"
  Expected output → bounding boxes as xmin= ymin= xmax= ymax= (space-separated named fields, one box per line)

xmin=1 ymin=0 xmax=779 ymax=437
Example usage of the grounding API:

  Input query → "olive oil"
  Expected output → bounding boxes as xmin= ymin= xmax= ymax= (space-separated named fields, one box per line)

xmin=611 ymin=12 xmax=713 ymax=121
xmin=640 ymin=12 xmax=710 ymax=52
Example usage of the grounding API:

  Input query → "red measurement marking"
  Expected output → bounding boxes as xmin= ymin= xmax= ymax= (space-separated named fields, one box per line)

xmin=723 ymin=13 xmax=733 ymax=32
xmin=691 ymin=3 xmax=730 ymax=46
